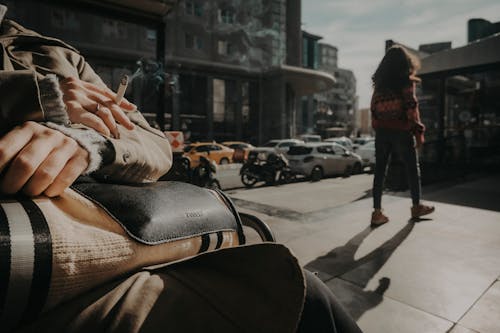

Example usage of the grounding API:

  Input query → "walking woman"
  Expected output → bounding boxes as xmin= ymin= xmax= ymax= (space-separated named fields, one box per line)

xmin=370 ymin=45 xmax=434 ymax=226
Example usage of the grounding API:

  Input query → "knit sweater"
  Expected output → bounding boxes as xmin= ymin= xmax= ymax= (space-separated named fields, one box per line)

xmin=371 ymin=82 xmax=425 ymax=144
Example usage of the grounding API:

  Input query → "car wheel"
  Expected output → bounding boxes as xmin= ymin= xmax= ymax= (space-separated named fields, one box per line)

xmin=310 ymin=166 xmax=323 ymax=182
xmin=343 ymin=165 xmax=352 ymax=178
xmin=220 ymin=157 xmax=230 ymax=165
xmin=352 ymin=163 xmax=362 ymax=175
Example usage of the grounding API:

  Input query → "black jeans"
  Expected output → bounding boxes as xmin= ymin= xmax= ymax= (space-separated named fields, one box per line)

xmin=297 ymin=271 xmax=363 ymax=333
xmin=373 ymin=128 xmax=421 ymax=209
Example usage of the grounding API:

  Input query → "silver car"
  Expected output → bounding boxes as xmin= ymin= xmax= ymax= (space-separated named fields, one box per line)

xmin=356 ymin=140 xmax=376 ymax=172
xmin=286 ymin=143 xmax=363 ymax=181
xmin=261 ymin=139 xmax=305 ymax=154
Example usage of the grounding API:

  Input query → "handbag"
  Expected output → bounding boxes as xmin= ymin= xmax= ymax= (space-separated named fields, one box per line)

xmin=0 ymin=180 xmax=273 ymax=330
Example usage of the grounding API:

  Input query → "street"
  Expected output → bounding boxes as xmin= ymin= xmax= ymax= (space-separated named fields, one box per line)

xmin=225 ymin=173 xmax=500 ymax=333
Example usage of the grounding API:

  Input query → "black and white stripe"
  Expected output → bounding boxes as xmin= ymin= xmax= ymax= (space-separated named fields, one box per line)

xmin=0 ymin=200 xmax=52 ymax=329
xmin=198 ymin=231 xmax=227 ymax=254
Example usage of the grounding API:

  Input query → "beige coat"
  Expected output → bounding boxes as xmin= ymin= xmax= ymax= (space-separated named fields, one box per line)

xmin=0 ymin=14 xmax=172 ymax=182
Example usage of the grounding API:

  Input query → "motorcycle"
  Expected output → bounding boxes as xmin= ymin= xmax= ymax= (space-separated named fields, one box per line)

xmin=240 ymin=151 xmax=294 ymax=188
xmin=191 ymin=155 xmax=221 ymax=190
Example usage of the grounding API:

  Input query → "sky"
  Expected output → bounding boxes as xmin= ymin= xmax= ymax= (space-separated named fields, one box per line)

xmin=301 ymin=0 xmax=500 ymax=109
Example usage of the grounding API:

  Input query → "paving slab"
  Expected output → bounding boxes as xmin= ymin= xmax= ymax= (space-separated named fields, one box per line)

xmin=339 ymin=200 xmax=500 ymax=322
xmin=327 ymin=278 xmax=453 ymax=333
xmin=459 ymin=281 xmax=500 ymax=333
xmin=230 ymin=174 xmax=373 ymax=213
xmin=448 ymin=325 xmax=479 ymax=333
xmin=232 ymin=174 xmax=500 ymax=332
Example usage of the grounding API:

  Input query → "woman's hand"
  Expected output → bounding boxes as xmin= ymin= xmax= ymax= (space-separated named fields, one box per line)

xmin=0 ymin=122 xmax=89 ymax=197
xmin=59 ymin=77 xmax=136 ymax=138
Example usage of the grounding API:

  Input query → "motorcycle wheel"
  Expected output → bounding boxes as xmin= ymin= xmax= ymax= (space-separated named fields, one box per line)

xmin=279 ymin=171 xmax=293 ymax=184
xmin=241 ymin=171 xmax=258 ymax=188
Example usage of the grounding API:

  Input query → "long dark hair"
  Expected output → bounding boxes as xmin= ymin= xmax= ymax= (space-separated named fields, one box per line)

xmin=372 ymin=45 xmax=420 ymax=92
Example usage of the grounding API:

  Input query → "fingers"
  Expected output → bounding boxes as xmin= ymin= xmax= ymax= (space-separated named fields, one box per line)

xmin=0 ymin=125 xmax=65 ymax=194
xmin=103 ymin=101 xmax=135 ymax=131
xmin=80 ymin=99 xmax=119 ymax=138
xmin=68 ymin=101 xmax=111 ymax=137
xmin=0 ymin=122 xmax=37 ymax=173
xmin=44 ymin=152 xmax=88 ymax=197
xmin=81 ymin=80 xmax=137 ymax=111
xmin=22 ymin=137 xmax=79 ymax=196
xmin=0 ymin=122 xmax=90 ymax=197
xmin=61 ymin=77 xmax=136 ymax=135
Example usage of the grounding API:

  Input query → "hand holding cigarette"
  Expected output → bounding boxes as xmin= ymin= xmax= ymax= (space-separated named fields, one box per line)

xmin=59 ymin=77 xmax=136 ymax=138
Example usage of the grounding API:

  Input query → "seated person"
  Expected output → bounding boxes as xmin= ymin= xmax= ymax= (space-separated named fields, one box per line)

xmin=0 ymin=5 xmax=362 ymax=333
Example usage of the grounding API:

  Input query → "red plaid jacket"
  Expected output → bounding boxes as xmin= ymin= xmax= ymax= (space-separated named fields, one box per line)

xmin=370 ymin=82 xmax=425 ymax=145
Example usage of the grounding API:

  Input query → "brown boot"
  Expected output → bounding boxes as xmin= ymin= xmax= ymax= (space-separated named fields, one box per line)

xmin=371 ymin=210 xmax=389 ymax=227
xmin=411 ymin=204 xmax=435 ymax=219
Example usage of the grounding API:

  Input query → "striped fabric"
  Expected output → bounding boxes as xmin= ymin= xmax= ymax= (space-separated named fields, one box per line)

xmin=0 ymin=198 xmax=235 ymax=330
xmin=0 ymin=200 xmax=52 ymax=330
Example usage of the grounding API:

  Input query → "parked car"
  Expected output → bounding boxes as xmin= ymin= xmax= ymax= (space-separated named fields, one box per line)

xmin=324 ymin=136 xmax=354 ymax=152
xmin=352 ymin=136 xmax=374 ymax=151
xmin=222 ymin=141 xmax=255 ymax=163
xmin=298 ymin=134 xmax=322 ymax=143
xmin=261 ymin=139 xmax=305 ymax=154
xmin=183 ymin=142 xmax=234 ymax=167
xmin=286 ymin=142 xmax=363 ymax=181
xmin=356 ymin=140 xmax=376 ymax=172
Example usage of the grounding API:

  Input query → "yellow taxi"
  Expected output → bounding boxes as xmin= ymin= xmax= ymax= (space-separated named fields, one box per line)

xmin=183 ymin=142 xmax=234 ymax=167
xmin=222 ymin=141 xmax=256 ymax=162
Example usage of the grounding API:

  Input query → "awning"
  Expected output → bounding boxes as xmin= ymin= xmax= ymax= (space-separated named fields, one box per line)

xmin=77 ymin=0 xmax=178 ymax=18
xmin=268 ymin=64 xmax=336 ymax=96
xmin=419 ymin=33 xmax=500 ymax=75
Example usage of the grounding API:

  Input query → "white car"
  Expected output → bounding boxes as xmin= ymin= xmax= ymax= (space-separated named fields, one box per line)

xmin=286 ymin=142 xmax=363 ymax=181
xmin=356 ymin=140 xmax=376 ymax=172
xmin=324 ymin=136 xmax=354 ymax=152
xmin=261 ymin=139 xmax=305 ymax=154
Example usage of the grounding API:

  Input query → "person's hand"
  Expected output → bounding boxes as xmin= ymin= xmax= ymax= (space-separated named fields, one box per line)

xmin=0 ymin=121 xmax=89 ymax=197
xmin=59 ymin=77 xmax=136 ymax=138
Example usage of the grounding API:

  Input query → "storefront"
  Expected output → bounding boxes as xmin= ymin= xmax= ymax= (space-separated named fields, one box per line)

xmin=418 ymin=33 xmax=500 ymax=181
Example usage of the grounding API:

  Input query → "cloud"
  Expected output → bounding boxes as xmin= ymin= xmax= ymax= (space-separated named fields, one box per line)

xmin=302 ymin=0 xmax=500 ymax=108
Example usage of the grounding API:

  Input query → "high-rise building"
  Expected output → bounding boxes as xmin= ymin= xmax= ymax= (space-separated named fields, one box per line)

xmin=308 ymin=42 xmax=357 ymax=139
xmin=164 ymin=0 xmax=335 ymax=143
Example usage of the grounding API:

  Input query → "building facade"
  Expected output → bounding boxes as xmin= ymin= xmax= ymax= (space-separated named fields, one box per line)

xmin=164 ymin=0 xmax=334 ymax=144
xmin=4 ymin=0 xmax=334 ymax=145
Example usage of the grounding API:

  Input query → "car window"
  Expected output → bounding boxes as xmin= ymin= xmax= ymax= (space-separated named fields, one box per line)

xmin=262 ymin=141 xmax=277 ymax=147
xmin=317 ymin=146 xmax=333 ymax=154
xmin=279 ymin=142 xmax=293 ymax=147
xmin=195 ymin=145 xmax=210 ymax=152
xmin=211 ymin=145 xmax=222 ymax=151
xmin=288 ymin=146 xmax=313 ymax=155
xmin=333 ymin=145 xmax=344 ymax=155
xmin=184 ymin=145 xmax=193 ymax=152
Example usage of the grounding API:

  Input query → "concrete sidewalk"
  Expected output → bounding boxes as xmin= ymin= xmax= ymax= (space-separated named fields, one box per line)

xmin=232 ymin=174 xmax=500 ymax=333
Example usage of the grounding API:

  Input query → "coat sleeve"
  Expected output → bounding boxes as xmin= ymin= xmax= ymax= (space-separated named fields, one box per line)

xmin=74 ymin=54 xmax=173 ymax=182
xmin=0 ymin=70 xmax=45 ymax=135
xmin=404 ymin=82 xmax=425 ymax=145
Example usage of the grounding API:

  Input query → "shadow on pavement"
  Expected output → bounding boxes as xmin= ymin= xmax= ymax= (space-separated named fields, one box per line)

xmin=388 ymin=173 xmax=500 ymax=212
xmin=305 ymin=222 xmax=415 ymax=320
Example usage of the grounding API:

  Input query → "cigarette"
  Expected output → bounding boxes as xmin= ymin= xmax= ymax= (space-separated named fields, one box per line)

xmin=115 ymin=74 xmax=128 ymax=104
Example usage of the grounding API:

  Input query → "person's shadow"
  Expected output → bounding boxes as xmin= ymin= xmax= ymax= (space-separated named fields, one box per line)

xmin=305 ymin=222 xmax=414 ymax=320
